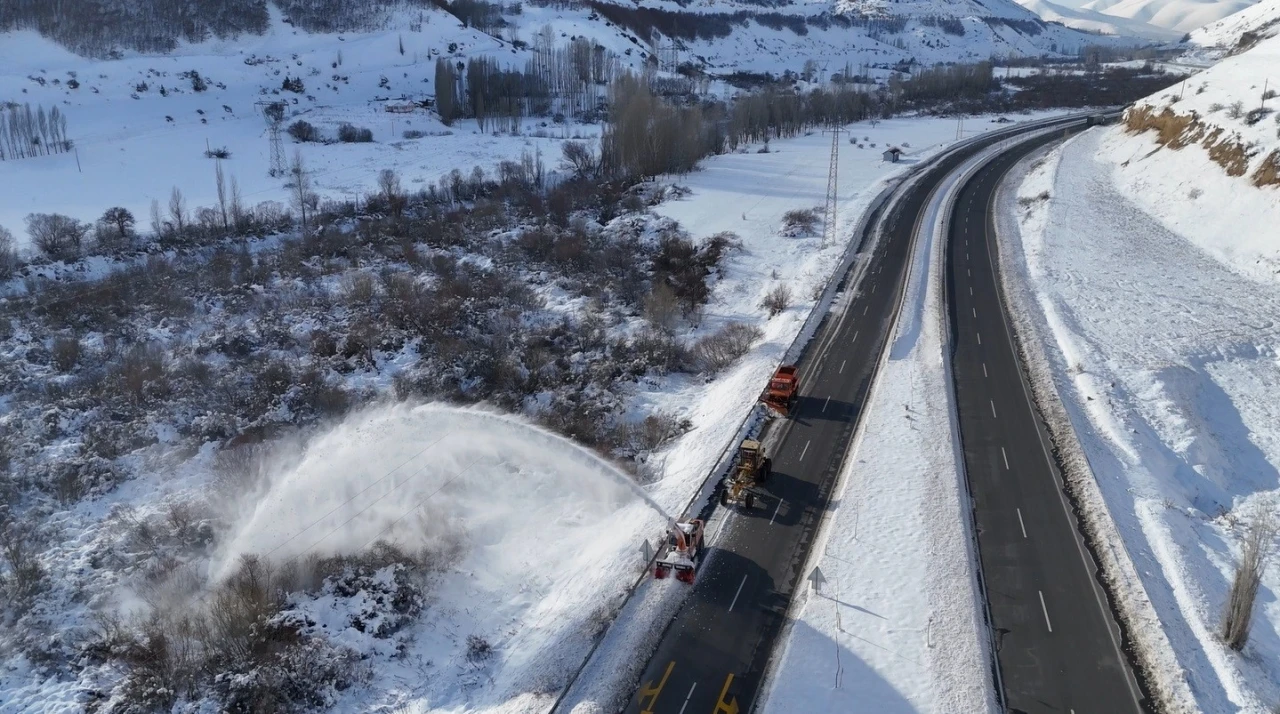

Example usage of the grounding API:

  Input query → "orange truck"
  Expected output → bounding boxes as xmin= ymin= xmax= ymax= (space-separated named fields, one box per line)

xmin=762 ymin=365 xmax=800 ymax=415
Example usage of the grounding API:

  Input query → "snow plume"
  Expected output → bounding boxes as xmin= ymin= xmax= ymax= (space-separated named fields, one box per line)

xmin=213 ymin=402 xmax=669 ymax=581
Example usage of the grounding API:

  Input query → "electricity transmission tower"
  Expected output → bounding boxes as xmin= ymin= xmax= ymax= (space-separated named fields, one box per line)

xmin=258 ymin=100 xmax=287 ymax=177
xmin=822 ymin=125 xmax=840 ymax=249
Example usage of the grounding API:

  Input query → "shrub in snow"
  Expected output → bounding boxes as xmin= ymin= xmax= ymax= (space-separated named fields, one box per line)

xmin=0 ymin=517 xmax=47 ymax=617
xmin=204 ymin=146 xmax=231 ymax=159
xmin=780 ymin=208 xmax=820 ymax=238
xmin=50 ymin=335 xmax=80 ymax=373
xmin=1221 ymin=508 xmax=1277 ymax=651
xmin=287 ymin=120 xmax=320 ymax=143
xmin=336 ymin=123 xmax=373 ymax=143
xmin=466 ymin=634 xmax=494 ymax=662
xmin=1244 ymin=108 xmax=1272 ymax=126
xmin=99 ymin=555 xmax=369 ymax=713
xmin=690 ymin=322 xmax=762 ymax=374
xmin=760 ymin=283 xmax=792 ymax=317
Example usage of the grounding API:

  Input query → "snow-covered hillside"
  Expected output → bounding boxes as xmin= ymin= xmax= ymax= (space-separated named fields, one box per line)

xmin=1120 ymin=30 xmax=1280 ymax=271
xmin=1016 ymin=0 xmax=1185 ymax=39
xmin=1190 ymin=0 xmax=1280 ymax=48
xmin=1085 ymin=0 xmax=1258 ymax=32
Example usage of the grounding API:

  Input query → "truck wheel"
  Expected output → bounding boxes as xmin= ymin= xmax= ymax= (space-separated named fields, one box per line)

xmin=762 ymin=458 xmax=772 ymax=481
xmin=745 ymin=493 xmax=756 ymax=509
xmin=720 ymin=489 xmax=729 ymax=507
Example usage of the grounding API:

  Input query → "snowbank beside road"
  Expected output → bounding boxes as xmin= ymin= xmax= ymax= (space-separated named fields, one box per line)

xmin=756 ymin=142 xmax=1003 ymax=714
xmin=996 ymin=127 xmax=1280 ymax=713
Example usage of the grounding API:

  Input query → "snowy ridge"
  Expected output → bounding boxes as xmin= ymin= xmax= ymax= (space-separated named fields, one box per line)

xmin=1015 ymin=0 xmax=1184 ymax=39
xmin=1190 ymin=0 xmax=1280 ymax=48
xmin=1085 ymin=0 xmax=1259 ymax=32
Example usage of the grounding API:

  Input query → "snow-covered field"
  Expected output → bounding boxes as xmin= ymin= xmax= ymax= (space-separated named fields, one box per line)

xmin=0 ymin=8 xmax=616 ymax=243
xmin=996 ymin=125 xmax=1280 ymax=712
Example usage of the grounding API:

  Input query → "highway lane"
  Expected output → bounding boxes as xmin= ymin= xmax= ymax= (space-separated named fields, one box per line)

xmin=944 ymin=129 xmax=1149 ymax=713
xmin=621 ymin=120 xmax=1082 ymax=714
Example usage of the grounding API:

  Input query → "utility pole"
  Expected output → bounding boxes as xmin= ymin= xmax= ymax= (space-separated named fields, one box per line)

xmin=257 ymin=100 xmax=286 ymax=177
xmin=821 ymin=125 xmax=840 ymax=250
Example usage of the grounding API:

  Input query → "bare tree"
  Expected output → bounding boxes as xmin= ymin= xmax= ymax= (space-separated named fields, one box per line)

xmin=290 ymin=151 xmax=317 ymax=232
xmin=434 ymin=58 xmax=458 ymax=125
xmin=168 ymin=187 xmax=187 ymax=234
xmin=94 ymin=207 xmax=135 ymax=253
xmin=229 ymin=175 xmax=246 ymax=233
xmin=1222 ymin=506 xmax=1277 ymax=651
xmin=378 ymin=168 xmax=405 ymax=219
xmin=215 ymin=160 xmax=229 ymax=230
xmin=150 ymin=198 xmax=167 ymax=237
xmin=560 ymin=141 xmax=596 ymax=178
xmin=0 ymin=224 xmax=18 ymax=278
xmin=26 ymin=213 xmax=86 ymax=261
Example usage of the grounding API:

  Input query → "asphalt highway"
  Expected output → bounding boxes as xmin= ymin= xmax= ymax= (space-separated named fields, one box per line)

xmin=621 ymin=120 xmax=1087 ymax=714
xmin=944 ymin=128 xmax=1148 ymax=714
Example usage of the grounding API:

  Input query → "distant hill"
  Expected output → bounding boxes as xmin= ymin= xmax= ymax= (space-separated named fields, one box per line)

xmin=1082 ymin=0 xmax=1259 ymax=31
xmin=0 ymin=0 xmax=1145 ymax=71
xmin=1015 ymin=0 xmax=1184 ymax=39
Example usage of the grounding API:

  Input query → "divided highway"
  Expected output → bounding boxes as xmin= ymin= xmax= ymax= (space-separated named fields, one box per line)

xmin=944 ymin=129 xmax=1149 ymax=713
xmin=620 ymin=119 xmax=1089 ymax=714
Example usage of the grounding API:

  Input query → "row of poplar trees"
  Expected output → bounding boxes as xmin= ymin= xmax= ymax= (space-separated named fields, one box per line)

xmin=0 ymin=103 xmax=72 ymax=161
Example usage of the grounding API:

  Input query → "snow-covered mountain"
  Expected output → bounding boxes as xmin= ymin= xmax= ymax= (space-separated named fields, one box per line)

xmin=1190 ymin=0 xmax=1280 ymax=47
xmin=1081 ymin=0 xmax=1259 ymax=31
xmin=1015 ymin=0 xmax=1184 ymax=39
xmin=0 ymin=0 xmax=1145 ymax=71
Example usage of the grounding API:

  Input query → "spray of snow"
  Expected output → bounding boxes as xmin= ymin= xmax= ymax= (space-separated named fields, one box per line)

xmin=212 ymin=402 xmax=668 ymax=581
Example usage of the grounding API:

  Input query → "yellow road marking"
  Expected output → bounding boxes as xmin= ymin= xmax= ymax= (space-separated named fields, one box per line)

xmin=713 ymin=673 xmax=739 ymax=714
xmin=638 ymin=660 xmax=675 ymax=714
